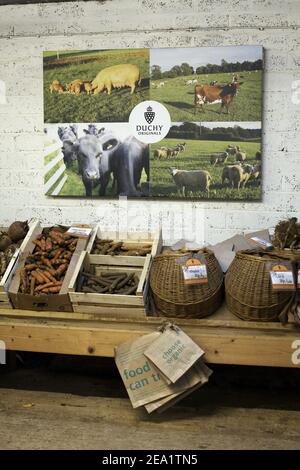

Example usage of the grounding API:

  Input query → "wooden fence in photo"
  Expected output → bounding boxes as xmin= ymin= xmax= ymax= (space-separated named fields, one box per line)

xmin=44 ymin=141 xmax=68 ymax=196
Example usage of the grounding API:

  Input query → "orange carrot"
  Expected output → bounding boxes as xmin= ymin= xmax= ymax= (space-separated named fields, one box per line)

xmin=55 ymin=263 xmax=68 ymax=277
xmin=24 ymin=264 xmax=38 ymax=271
xmin=45 ymin=237 xmax=52 ymax=251
xmin=41 ymin=270 xmax=57 ymax=283
xmin=35 ymin=282 xmax=56 ymax=292
xmin=32 ymin=239 xmax=44 ymax=250
xmin=53 ymin=248 xmax=64 ymax=262
xmin=40 ymin=238 xmax=46 ymax=251
xmin=49 ymin=231 xmax=64 ymax=244
xmin=41 ymin=256 xmax=52 ymax=269
xmin=36 ymin=269 xmax=51 ymax=284
xmin=31 ymin=271 xmax=44 ymax=284
xmin=41 ymin=286 xmax=61 ymax=294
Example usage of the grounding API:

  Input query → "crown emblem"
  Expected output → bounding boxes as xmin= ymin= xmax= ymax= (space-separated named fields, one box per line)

xmin=144 ymin=106 xmax=155 ymax=124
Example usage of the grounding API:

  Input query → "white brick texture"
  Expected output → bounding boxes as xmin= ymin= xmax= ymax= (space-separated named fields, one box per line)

xmin=0 ymin=0 xmax=299 ymax=244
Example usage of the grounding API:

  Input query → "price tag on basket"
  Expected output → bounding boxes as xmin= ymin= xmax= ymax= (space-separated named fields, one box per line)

xmin=182 ymin=258 xmax=208 ymax=285
xmin=269 ymin=264 xmax=300 ymax=290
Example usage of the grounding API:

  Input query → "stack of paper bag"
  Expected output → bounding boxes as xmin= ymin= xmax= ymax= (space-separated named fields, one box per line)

xmin=115 ymin=325 xmax=212 ymax=413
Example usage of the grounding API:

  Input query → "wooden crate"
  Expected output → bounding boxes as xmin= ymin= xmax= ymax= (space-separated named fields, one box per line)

xmin=0 ymin=220 xmax=40 ymax=309
xmin=68 ymin=251 xmax=151 ymax=317
xmin=8 ymin=225 xmax=87 ymax=312
xmin=86 ymin=224 xmax=162 ymax=267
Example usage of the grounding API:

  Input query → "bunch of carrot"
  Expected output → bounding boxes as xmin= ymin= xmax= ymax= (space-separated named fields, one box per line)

xmin=19 ymin=228 xmax=78 ymax=295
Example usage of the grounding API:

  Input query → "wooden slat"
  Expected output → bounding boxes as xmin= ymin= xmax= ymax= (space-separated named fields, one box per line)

xmin=0 ymin=303 xmax=298 ymax=330
xmin=44 ymin=164 xmax=66 ymax=193
xmin=68 ymin=250 xmax=86 ymax=292
xmin=0 ymin=220 xmax=40 ymax=298
xmin=0 ymin=308 xmax=299 ymax=367
xmin=137 ymin=254 xmax=151 ymax=295
xmin=0 ymin=249 xmax=20 ymax=293
xmin=88 ymin=254 xmax=146 ymax=267
xmin=18 ymin=220 xmax=40 ymax=253
xmin=44 ymin=151 xmax=63 ymax=175
xmin=72 ymin=304 xmax=146 ymax=317
xmin=8 ymin=221 xmax=42 ymax=295
xmin=51 ymin=174 xmax=68 ymax=196
xmin=85 ymin=223 xmax=98 ymax=253
xmin=43 ymin=142 xmax=61 ymax=158
xmin=69 ymin=292 xmax=144 ymax=306
xmin=151 ymin=226 xmax=163 ymax=257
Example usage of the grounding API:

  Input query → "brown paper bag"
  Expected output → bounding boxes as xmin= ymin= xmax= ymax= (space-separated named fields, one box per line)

xmin=144 ymin=324 xmax=205 ymax=383
xmin=115 ymin=332 xmax=208 ymax=408
xmin=144 ymin=361 xmax=213 ymax=413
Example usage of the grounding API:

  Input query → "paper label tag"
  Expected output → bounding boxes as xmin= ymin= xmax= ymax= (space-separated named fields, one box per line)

xmin=250 ymin=236 xmax=273 ymax=248
xmin=182 ymin=259 xmax=208 ymax=285
xmin=270 ymin=270 xmax=294 ymax=289
xmin=144 ymin=324 xmax=205 ymax=383
xmin=66 ymin=226 xmax=93 ymax=238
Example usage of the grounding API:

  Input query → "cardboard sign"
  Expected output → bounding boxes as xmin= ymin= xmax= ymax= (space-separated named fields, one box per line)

xmin=144 ymin=324 xmax=204 ymax=383
xmin=250 ymin=236 xmax=273 ymax=249
xmin=269 ymin=263 xmax=299 ymax=290
xmin=66 ymin=226 xmax=94 ymax=238
xmin=182 ymin=259 xmax=208 ymax=285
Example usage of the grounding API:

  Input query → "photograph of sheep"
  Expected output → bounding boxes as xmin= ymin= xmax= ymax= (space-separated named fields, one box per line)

xmin=149 ymin=122 xmax=262 ymax=200
xmin=150 ymin=45 xmax=263 ymax=122
xmin=44 ymin=123 xmax=149 ymax=198
xmin=43 ymin=49 xmax=150 ymax=123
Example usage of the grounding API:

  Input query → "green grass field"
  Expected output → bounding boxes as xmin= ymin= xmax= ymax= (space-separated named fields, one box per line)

xmin=150 ymin=70 xmax=262 ymax=122
xmin=44 ymin=49 xmax=150 ymax=123
xmin=150 ymin=138 xmax=261 ymax=200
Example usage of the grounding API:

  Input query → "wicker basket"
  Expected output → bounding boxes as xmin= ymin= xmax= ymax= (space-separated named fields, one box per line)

xmin=150 ymin=249 xmax=223 ymax=318
xmin=225 ymin=250 xmax=293 ymax=322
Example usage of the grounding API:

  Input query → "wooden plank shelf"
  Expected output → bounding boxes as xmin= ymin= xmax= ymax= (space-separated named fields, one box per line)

xmin=0 ymin=303 xmax=299 ymax=368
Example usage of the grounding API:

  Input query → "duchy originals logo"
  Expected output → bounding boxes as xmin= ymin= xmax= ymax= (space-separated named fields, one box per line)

xmin=129 ymin=100 xmax=171 ymax=144
xmin=144 ymin=106 xmax=155 ymax=124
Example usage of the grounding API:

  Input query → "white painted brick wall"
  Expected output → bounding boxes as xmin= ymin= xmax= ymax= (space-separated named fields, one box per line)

xmin=0 ymin=0 xmax=299 ymax=244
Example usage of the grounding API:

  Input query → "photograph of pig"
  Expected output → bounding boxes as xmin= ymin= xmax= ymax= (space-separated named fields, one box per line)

xmin=43 ymin=49 xmax=150 ymax=123
xmin=44 ymin=124 xmax=149 ymax=197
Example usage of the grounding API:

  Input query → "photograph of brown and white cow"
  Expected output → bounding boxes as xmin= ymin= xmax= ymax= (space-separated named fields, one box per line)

xmin=193 ymin=82 xmax=243 ymax=115
xmin=150 ymin=45 xmax=262 ymax=122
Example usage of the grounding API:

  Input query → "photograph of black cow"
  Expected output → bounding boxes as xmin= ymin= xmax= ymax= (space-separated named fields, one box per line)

xmin=44 ymin=123 xmax=149 ymax=198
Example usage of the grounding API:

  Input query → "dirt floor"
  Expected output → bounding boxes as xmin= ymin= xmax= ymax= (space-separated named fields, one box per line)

xmin=0 ymin=354 xmax=299 ymax=450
